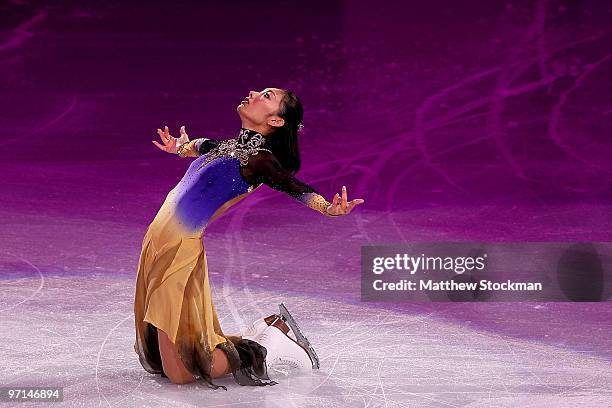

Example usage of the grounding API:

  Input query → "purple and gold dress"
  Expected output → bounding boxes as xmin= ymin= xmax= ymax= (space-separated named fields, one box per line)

xmin=133 ymin=128 xmax=335 ymax=389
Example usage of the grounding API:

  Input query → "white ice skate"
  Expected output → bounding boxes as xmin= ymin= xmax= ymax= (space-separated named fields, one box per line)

xmin=241 ymin=317 xmax=269 ymax=341
xmin=242 ymin=315 xmax=297 ymax=341
xmin=254 ymin=324 xmax=314 ymax=374
xmin=278 ymin=302 xmax=320 ymax=369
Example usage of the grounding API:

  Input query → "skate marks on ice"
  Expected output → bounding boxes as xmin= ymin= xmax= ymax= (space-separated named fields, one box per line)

xmin=1 ymin=273 xmax=612 ymax=407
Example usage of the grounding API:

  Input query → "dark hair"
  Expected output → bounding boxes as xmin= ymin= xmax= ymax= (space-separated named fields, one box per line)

xmin=263 ymin=89 xmax=304 ymax=175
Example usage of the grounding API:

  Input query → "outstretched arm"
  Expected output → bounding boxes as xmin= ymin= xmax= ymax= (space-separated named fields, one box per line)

xmin=246 ymin=150 xmax=364 ymax=217
xmin=152 ymin=125 xmax=219 ymax=157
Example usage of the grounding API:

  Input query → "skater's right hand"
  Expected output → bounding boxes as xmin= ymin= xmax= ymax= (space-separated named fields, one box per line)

xmin=152 ymin=125 xmax=190 ymax=154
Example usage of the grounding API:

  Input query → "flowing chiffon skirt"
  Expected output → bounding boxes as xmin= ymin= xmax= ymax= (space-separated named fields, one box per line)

xmin=133 ymin=209 xmax=276 ymax=389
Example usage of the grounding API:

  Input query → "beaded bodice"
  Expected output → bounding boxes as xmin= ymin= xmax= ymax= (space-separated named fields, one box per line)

xmin=197 ymin=128 xmax=272 ymax=171
xmin=166 ymin=127 xmax=336 ymax=234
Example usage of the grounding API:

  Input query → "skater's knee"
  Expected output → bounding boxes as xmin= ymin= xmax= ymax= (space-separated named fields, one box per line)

xmin=157 ymin=328 xmax=197 ymax=385
xmin=210 ymin=347 xmax=231 ymax=379
xmin=168 ymin=373 xmax=196 ymax=385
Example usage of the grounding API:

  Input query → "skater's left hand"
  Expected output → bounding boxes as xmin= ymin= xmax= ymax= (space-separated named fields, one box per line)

xmin=326 ymin=185 xmax=365 ymax=216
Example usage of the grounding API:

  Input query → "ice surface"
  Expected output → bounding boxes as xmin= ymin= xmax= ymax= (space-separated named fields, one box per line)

xmin=0 ymin=272 xmax=611 ymax=407
xmin=1 ymin=0 xmax=612 ymax=406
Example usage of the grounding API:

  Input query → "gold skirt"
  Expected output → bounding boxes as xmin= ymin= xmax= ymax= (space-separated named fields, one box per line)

xmin=133 ymin=205 xmax=275 ymax=389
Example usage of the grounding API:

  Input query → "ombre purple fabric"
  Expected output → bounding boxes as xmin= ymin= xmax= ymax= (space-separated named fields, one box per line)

xmin=175 ymin=154 xmax=253 ymax=232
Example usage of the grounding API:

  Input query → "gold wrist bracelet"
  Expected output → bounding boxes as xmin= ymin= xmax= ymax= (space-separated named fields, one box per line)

xmin=177 ymin=140 xmax=199 ymax=158
xmin=307 ymin=194 xmax=342 ymax=217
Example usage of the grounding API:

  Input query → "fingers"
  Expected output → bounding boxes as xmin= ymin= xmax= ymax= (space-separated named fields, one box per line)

xmin=157 ymin=125 xmax=182 ymax=146
xmin=178 ymin=125 xmax=190 ymax=144
xmin=332 ymin=193 xmax=340 ymax=206
xmin=327 ymin=193 xmax=342 ymax=216
xmin=152 ymin=140 xmax=166 ymax=151
xmin=157 ymin=128 xmax=169 ymax=144
xmin=335 ymin=184 xmax=365 ymax=214
xmin=329 ymin=188 xmax=365 ymax=215
xmin=347 ymin=198 xmax=365 ymax=212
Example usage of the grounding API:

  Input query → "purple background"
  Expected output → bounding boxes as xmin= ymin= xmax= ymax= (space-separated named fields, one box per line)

xmin=1 ymin=1 xmax=611 ymax=359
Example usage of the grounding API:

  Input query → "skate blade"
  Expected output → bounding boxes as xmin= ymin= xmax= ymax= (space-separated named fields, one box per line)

xmin=278 ymin=302 xmax=320 ymax=369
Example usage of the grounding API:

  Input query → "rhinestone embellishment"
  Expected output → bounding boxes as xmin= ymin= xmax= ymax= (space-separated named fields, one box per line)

xmin=196 ymin=130 xmax=272 ymax=171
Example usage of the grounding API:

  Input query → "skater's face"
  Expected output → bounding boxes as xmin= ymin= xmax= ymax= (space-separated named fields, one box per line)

xmin=237 ymin=87 xmax=286 ymax=132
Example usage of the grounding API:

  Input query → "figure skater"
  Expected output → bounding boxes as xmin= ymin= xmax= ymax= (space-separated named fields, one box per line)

xmin=133 ymin=87 xmax=365 ymax=389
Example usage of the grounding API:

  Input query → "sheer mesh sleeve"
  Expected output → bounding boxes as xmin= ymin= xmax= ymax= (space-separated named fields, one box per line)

xmin=244 ymin=150 xmax=338 ymax=216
